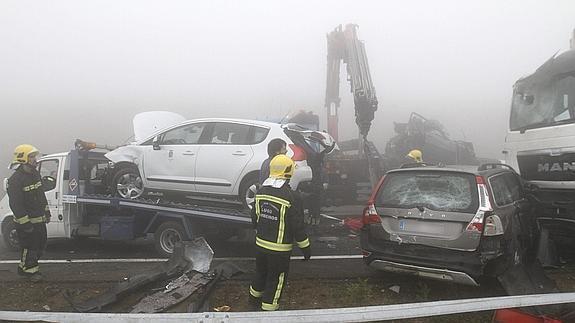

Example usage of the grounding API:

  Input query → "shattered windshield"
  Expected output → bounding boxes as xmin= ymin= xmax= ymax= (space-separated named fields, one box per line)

xmin=510 ymin=74 xmax=575 ymax=131
xmin=377 ymin=171 xmax=478 ymax=213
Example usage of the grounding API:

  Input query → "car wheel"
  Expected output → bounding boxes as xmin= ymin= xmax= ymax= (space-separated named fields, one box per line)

xmin=1 ymin=218 xmax=20 ymax=251
xmin=154 ymin=221 xmax=186 ymax=257
xmin=240 ymin=174 xmax=259 ymax=210
xmin=113 ymin=166 xmax=144 ymax=199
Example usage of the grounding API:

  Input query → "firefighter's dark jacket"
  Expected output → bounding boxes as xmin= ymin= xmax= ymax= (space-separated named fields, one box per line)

xmin=7 ymin=167 xmax=49 ymax=226
xmin=251 ymin=184 xmax=310 ymax=253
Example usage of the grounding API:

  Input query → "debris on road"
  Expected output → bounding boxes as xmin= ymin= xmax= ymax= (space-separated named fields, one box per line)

xmin=214 ymin=305 xmax=231 ymax=312
xmin=388 ymin=285 xmax=400 ymax=294
xmin=64 ymin=238 xmax=214 ymax=312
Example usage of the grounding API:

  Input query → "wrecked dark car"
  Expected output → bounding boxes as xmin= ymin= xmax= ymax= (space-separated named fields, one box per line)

xmin=384 ymin=112 xmax=479 ymax=169
xmin=360 ymin=164 xmax=537 ymax=285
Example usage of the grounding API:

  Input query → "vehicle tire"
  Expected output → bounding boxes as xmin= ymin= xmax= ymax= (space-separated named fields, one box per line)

xmin=112 ymin=166 xmax=144 ymax=199
xmin=1 ymin=218 xmax=20 ymax=251
xmin=154 ymin=221 xmax=187 ymax=257
xmin=239 ymin=174 xmax=259 ymax=211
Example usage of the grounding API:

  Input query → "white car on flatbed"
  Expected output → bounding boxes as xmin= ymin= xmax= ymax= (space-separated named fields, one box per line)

xmin=105 ymin=115 xmax=336 ymax=208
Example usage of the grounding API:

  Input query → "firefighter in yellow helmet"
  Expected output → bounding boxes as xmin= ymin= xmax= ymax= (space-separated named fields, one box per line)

xmin=7 ymin=144 xmax=51 ymax=282
xmin=406 ymin=149 xmax=423 ymax=163
xmin=249 ymin=154 xmax=311 ymax=311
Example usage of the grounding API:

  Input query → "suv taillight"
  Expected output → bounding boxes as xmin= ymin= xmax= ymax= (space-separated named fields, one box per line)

xmin=289 ymin=144 xmax=307 ymax=161
xmin=466 ymin=175 xmax=493 ymax=233
xmin=483 ymin=214 xmax=504 ymax=236
xmin=362 ymin=204 xmax=381 ymax=225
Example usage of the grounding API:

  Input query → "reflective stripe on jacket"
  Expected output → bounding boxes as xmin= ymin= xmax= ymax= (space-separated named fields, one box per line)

xmin=251 ymin=184 xmax=309 ymax=253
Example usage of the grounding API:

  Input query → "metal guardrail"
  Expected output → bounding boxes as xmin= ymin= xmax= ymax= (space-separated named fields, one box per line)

xmin=0 ymin=292 xmax=573 ymax=322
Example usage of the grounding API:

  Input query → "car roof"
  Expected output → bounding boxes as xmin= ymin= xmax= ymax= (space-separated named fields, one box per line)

xmin=135 ymin=118 xmax=284 ymax=144
xmin=387 ymin=164 xmax=514 ymax=177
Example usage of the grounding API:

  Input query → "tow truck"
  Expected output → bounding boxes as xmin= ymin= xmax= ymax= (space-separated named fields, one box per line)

xmin=0 ymin=144 xmax=252 ymax=256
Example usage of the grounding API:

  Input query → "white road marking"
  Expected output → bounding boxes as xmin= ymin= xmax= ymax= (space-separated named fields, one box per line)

xmin=0 ymin=254 xmax=363 ymax=264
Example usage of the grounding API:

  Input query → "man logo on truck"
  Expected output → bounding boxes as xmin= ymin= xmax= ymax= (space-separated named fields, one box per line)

xmin=537 ymin=162 xmax=575 ymax=172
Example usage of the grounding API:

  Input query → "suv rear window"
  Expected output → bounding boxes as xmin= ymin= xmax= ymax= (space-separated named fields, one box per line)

xmin=376 ymin=171 xmax=479 ymax=213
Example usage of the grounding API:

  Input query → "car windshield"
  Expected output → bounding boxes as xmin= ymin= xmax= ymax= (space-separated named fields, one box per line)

xmin=510 ymin=74 xmax=575 ymax=131
xmin=376 ymin=171 xmax=479 ymax=213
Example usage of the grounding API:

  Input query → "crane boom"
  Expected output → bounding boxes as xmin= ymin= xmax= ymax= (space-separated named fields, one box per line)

xmin=325 ymin=24 xmax=378 ymax=140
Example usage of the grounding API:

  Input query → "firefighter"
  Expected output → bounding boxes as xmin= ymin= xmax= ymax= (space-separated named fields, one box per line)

xmin=7 ymin=144 xmax=51 ymax=282
xmin=249 ymin=154 xmax=311 ymax=311
xmin=406 ymin=149 xmax=423 ymax=163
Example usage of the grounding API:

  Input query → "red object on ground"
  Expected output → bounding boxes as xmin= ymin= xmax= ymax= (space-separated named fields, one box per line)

xmin=343 ymin=217 xmax=363 ymax=231
xmin=492 ymin=309 xmax=562 ymax=323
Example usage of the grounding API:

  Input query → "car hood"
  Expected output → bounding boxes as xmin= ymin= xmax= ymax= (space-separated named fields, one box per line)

xmin=133 ymin=111 xmax=186 ymax=142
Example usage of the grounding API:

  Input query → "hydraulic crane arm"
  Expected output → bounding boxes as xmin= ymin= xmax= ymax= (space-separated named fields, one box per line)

xmin=325 ymin=24 xmax=378 ymax=140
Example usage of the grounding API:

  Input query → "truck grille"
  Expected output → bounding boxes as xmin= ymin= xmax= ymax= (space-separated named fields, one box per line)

xmin=517 ymin=150 xmax=575 ymax=181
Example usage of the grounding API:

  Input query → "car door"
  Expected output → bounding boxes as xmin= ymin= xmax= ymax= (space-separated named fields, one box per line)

xmin=38 ymin=158 xmax=65 ymax=237
xmin=195 ymin=122 xmax=254 ymax=195
xmin=489 ymin=172 xmax=523 ymax=237
xmin=143 ymin=122 xmax=208 ymax=192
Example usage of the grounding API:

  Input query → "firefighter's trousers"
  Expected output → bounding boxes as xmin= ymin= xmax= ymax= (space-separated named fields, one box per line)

xmin=249 ymin=248 xmax=291 ymax=311
xmin=17 ymin=223 xmax=47 ymax=275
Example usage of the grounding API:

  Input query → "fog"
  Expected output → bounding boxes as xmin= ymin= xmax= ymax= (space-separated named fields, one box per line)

xmin=1 ymin=0 xmax=574 ymax=180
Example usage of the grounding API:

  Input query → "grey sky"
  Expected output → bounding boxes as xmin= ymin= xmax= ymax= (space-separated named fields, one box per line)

xmin=1 ymin=0 xmax=574 ymax=179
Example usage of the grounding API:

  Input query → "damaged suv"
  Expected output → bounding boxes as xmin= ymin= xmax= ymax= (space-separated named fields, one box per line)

xmin=361 ymin=164 xmax=536 ymax=285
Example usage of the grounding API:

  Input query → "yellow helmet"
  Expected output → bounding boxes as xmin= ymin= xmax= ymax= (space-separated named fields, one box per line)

xmin=407 ymin=149 xmax=423 ymax=163
xmin=269 ymin=154 xmax=295 ymax=180
xmin=11 ymin=144 xmax=39 ymax=167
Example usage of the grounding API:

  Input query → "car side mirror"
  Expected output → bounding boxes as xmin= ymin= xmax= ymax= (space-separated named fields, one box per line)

xmin=42 ymin=176 xmax=57 ymax=191
xmin=153 ymin=136 xmax=161 ymax=150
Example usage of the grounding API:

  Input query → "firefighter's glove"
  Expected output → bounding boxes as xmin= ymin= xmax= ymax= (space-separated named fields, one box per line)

xmin=301 ymin=246 xmax=311 ymax=261
xmin=19 ymin=222 xmax=34 ymax=233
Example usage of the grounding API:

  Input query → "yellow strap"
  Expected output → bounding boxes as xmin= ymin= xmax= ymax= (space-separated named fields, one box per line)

xmin=20 ymin=265 xmax=39 ymax=274
xmin=256 ymin=194 xmax=291 ymax=207
xmin=20 ymin=248 xmax=28 ymax=268
xmin=297 ymin=238 xmax=310 ymax=249
xmin=250 ymin=286 xmax=263 ymax=298
xmin=256 ymin=237 xmax=292 ymax=252
xmin=23 ymin=181 xmax=42 ymax=192
xmin=272 ymin=272 xmax=285 ymax=306
xmin=14 ymin=215 xmax=30 ymax=224
xmin=261 ymin=302 xmax=279 ymax=311
xmin=277 ymin=205 xmax=286 ymax=243
xmin=29 ymin=216 xmax=45 ymax=224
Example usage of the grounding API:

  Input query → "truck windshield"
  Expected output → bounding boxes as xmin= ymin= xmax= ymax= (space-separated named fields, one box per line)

xmin=510 ymin=74 xmax=575 ymax=131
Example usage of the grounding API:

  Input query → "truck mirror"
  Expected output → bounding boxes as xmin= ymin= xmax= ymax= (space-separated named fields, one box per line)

xmin=2 ymin=178 xmax=7 ymax=192
xmin=153 ymin=136 xmax=161 ymax=150
xmin=42 ymin=176 xmax=57 ymax=191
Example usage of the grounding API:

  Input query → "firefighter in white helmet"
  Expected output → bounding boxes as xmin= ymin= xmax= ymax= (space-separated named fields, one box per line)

xmin=7 ymin=144 xmax=51 ymax=282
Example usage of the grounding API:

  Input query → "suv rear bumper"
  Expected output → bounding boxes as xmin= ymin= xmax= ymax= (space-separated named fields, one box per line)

xmin=368 ymin=260 xmax=479 ymax=286
xmin=361 ymin=228 xmax=485 ymax=285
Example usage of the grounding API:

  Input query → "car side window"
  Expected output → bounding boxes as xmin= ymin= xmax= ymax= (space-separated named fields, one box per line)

xmin=161 ymin=123 xmax=207 ymax=145
xmin=489 ymin=172 xmax=521 ymax=206
xmin=250 ymin=126 xmax=270 ymax=144
xmin=210 ymin=122 xmax=251 ymax=144
xmin=38 ymin=159 xmax=59 ymax=188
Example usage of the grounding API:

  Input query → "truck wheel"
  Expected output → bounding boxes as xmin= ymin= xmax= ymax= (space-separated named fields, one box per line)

xmin=154 ymin=221 xmax=186 ymax=257
xmin=113 ymin=166 xmax=144 ymax=199
xmin=1 ymin=218 xmax=20 ymax=251
xmin=240 ymin=174 xmax=259 ymax=210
